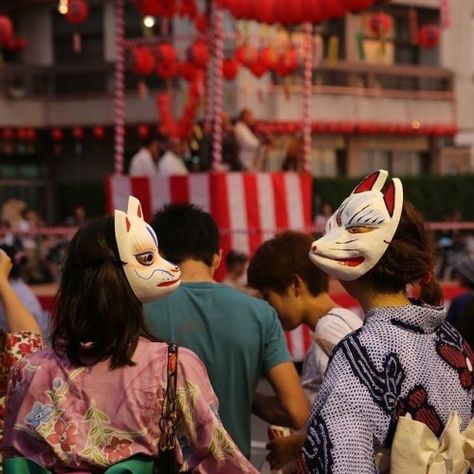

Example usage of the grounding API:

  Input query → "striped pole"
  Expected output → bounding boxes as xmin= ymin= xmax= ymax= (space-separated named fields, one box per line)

xmin=212 ymin=6 xmax=225 ymax=170
xmin=114 ymin=0 xmax=126 ymax=175
xmin=302 ymin=22 xmax=313 ymax=173
xmin=204 ymin=4 xmax=216 ymax=134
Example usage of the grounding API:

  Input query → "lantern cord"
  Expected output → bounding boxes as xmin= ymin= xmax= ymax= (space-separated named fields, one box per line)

xmin=212 ymin=6 xmax=225 ymax=170
xmin=114 ymin=0 xmax=126 ymax=175
xmin=302 ymin=22 xmax=313 ymax=173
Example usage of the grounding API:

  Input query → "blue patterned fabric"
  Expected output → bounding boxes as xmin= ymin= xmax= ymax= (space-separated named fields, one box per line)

xmin=301 ymin=303 xmax=474 ymax=473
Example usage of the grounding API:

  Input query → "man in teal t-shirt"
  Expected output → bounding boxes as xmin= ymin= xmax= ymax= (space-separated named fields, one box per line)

xmin=145 ymin=204 xmax=309 ymax=459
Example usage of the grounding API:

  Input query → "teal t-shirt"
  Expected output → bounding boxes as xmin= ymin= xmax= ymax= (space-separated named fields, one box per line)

xmin=145 ymin=282 xmax=291 ymax=458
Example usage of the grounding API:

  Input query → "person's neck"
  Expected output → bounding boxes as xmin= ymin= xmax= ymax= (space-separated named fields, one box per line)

xmin=179 ymin=259 xmax=216 ymax=283
xmin=359 ymin=291 xmax=410 ymax=313
xmin=303 ymin=293 xmax=340 ymax=331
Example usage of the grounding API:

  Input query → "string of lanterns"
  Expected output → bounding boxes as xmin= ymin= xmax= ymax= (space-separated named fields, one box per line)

xmin=0 ymin=121 xmax=458 ymax=144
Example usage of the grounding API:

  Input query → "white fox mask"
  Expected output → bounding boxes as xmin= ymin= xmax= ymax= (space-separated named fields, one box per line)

xmin=114 ymin=196 xmax=181 ymax=303
xmin=309 ymin=170 xmax=403 ymax=281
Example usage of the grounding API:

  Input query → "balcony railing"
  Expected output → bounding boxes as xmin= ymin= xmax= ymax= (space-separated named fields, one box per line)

xmin=0 ymin=60 xmax=454 ymax=101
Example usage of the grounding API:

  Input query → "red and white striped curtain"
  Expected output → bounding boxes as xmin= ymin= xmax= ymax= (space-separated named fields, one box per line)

xmin=106 ymin=172 xmax=313 ymax=257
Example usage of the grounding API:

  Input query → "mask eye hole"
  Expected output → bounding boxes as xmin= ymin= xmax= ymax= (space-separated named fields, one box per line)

xmin=135 ymin=252 xmax=155 ymax=266
xmin=347 ymin=226 xmax=374 ymax=234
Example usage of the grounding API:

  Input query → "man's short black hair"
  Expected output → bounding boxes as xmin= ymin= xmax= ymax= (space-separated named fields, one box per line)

xmin=151 ymin=203 xmax=219 ymax=266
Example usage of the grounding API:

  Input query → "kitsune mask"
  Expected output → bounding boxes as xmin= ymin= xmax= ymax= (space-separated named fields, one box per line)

xmin=309 ymin=170 xmax=403 ymax=281
xmin=114 ymin=196 xmax=180 ymax=303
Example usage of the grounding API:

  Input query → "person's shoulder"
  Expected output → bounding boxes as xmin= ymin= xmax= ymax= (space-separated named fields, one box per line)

xmin=316 ymin=307 xmax=363 ymax=336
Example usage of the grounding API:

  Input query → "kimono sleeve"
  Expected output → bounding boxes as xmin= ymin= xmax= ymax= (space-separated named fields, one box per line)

xmin=174 ymin=348 xmax=258 ymax=473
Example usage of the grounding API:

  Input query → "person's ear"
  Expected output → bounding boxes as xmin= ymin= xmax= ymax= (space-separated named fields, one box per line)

xmin=211 ymin=249 xmax=223 ymax=276
xmin=289 ymin=274 xmax=304 ymax=297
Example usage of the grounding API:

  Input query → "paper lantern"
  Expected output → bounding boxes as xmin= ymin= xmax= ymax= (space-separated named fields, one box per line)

xmin=227 ymin=0 xmax=249 ymax=19
xmin=190 ymin=40 xmax=209 ymax=68
xmin=25 ymin=128 xmax=37 ymax=142
xmin=256 ymin=0 xmax=275 ymax=24
xmin=302 ymin=0 xmax=326 ymax=23
xmin=16 ymin=128 xmax=27 ymax=141
xmin=235 ymin=44 xmax=258 ymax=68
xmin=137 ymin=125 xmax=150 ymax=139
xmin=0 ymin=16 xmax=13 ymax=45
xmin=132 ymin=46 xmax=155 ymax=76
xmin=51 ymin=128 xmax=64 ymax=141
xmin=369 ymin=12 xmax=392 ymax=38
xmin=73 ymin=127 xmax=85 ymax=141
xmin=178 ymin=0 xmax=197 ymax=19
xmin=320 ymin=0 xmax=346 ymax=19
xmin=178 ymin=61 xmax=198 ymax=82
xmin=418 ymin=24 xmax=441 ymax=49
xmin=2 ymin=128 xmax=13 ymax=140
xmin=222 ymin=58 xmax=239 ymax=81
xmin=276 ymin=48 xmax=298 ymax=76
xmin=66 ymin=0 xmax=89 ymax=25
xmin=286 ymin=0 xmax=305 ymax=24
xmin=134 ymin=0 xmax=160 ymax=15
xmin=250 ymin=60 xmax=267 ymax=78
xmin=259 ymin=47 xmax=278 ymax=70
xmin=195 ymin=14 xmax=208 ymax=33
xmin=93 ymin=126 xmax=105 ymax=140
xmin=340 ymin=0 xmax=373 ymax=11
xmin=156 ymin=43 xmax=177 ymax=66
xmin=156 ymin=61 xmax=178 ymax=79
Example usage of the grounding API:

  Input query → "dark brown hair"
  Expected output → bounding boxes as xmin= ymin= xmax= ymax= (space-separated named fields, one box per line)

xmin=361 ymin=201 xmax=443 ymax=306
xmin=248 ymin=231 xmax=329 ymax=296
xmin=51 ymin=216 xmax=156 ymax=369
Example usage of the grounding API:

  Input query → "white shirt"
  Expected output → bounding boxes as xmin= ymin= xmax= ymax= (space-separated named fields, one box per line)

xmin=158 ymin=151 xmax=188 ymax=176
xmin=234 ymin=122 xmax=260 ymax=171
xmin=129 ymin=148 xmax=158 ymax=176
xmin=301 ymin=307 xmax=363 ymax=405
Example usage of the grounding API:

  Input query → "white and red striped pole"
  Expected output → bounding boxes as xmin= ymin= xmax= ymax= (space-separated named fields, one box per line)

xmin=302 ymin=22 xmax=313 ymax=173
xmin=114 ymin=0 xmax=126 ymax=175
xmin=212 ymin=5 xmax=225 ymax=170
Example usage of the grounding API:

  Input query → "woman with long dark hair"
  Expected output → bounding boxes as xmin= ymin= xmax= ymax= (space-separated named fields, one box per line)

xmin=3 ymin=197 xmax=257 ymax=473
xmin=300 ymin=170 xmax=473 ymax=473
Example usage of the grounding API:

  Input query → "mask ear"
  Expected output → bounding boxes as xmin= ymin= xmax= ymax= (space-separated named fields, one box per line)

xmin=353 ymin=169 xmax=388 ymax=194
xmin=127 ymin=196 xmax=143 ymax=221
xmin=384 ymin=178 xmax=403 ymax=218
xmin=114 ymin=210 xmax=130 ymax=234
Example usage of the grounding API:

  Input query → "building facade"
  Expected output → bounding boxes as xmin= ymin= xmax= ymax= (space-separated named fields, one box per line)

xmin=0 ymin=0 xmax=472 ymax=221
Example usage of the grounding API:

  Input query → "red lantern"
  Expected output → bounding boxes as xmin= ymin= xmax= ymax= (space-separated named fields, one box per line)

xmin=51 ymin=128 xmax=64 ymax=141
xmin=137 ymin=125 xmax=150 ymax=139
xmin=369 ymin=12 xmax=393 ymax=38
xmin=287 ymin=0 xmax=305 ymax=24
xmin=276 ymin=48 xmax=298 ymax=76
xmin=222 ymin=58 xmax=239 ymax=81
xmin=273 ymin=0 xmax=288 ymax=24
xmin=418 ymin=24 xmax=441 ymax=49
xmin=340 ymin=0 xmax=373 ymax=11
xmin=320 ymin=0 xmax=346 ymax=19
xmin=66 ymin=0 xmax=89 ymax=25
xmin=178 ymin=0 xmax=197 ymax=19
xmin=2 ymin=128 xmax=13 ymax=141
xmin=134 ymin=0 xmax=176 ymax=17
xmin=227 ymin=0 xmax=249 ymax=19
xmin=73 ymin=127 xmax=85 ymax=141
xmin=235 ymin=44 xmax=258 ymax=68
xmin=156 ymin=61 xmax=178 ymax=79
xmin=25 ymin=128 xmax=37 ymax=142
xmin=156 ymin=43 xmax=177 ymax=66
xmin=190 ymin=40 xmax=210 ymax=69
xmin=259 ymin=47 xmax=278 ymax=70
xmin=93 ymin=126 xmax=105 ymax=140
xmin=195 ymin=14 xmax=208 ymax=34
xmin=250 ymin=60 xmax=267 ymax=78
xmin=16 ymin=128 xmax=27 ymax=141
xmin=0 ymin=16 xmax=13 ymax=45
xmin=302 ymin=0 xmax=327 ymax=23
xmin=256 ymin=0 xmax=275 ymax=24
xmin=132 ymin=46 xmax=155 ymax=76
xmin=178 ymin=61 xmax=198 ymax=82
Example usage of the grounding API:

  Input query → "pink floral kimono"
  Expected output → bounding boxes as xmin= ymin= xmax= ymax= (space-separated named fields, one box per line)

xmin=3 ymin=338 xmax=257 ymax=473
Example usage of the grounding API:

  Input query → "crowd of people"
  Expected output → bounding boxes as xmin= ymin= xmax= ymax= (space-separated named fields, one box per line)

xmin=0 ymin=169 xmax=471 ymax=473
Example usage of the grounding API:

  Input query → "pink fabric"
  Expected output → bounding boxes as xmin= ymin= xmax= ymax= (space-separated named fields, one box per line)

xmin=3 ymin=338 xmax=257 ymax=473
